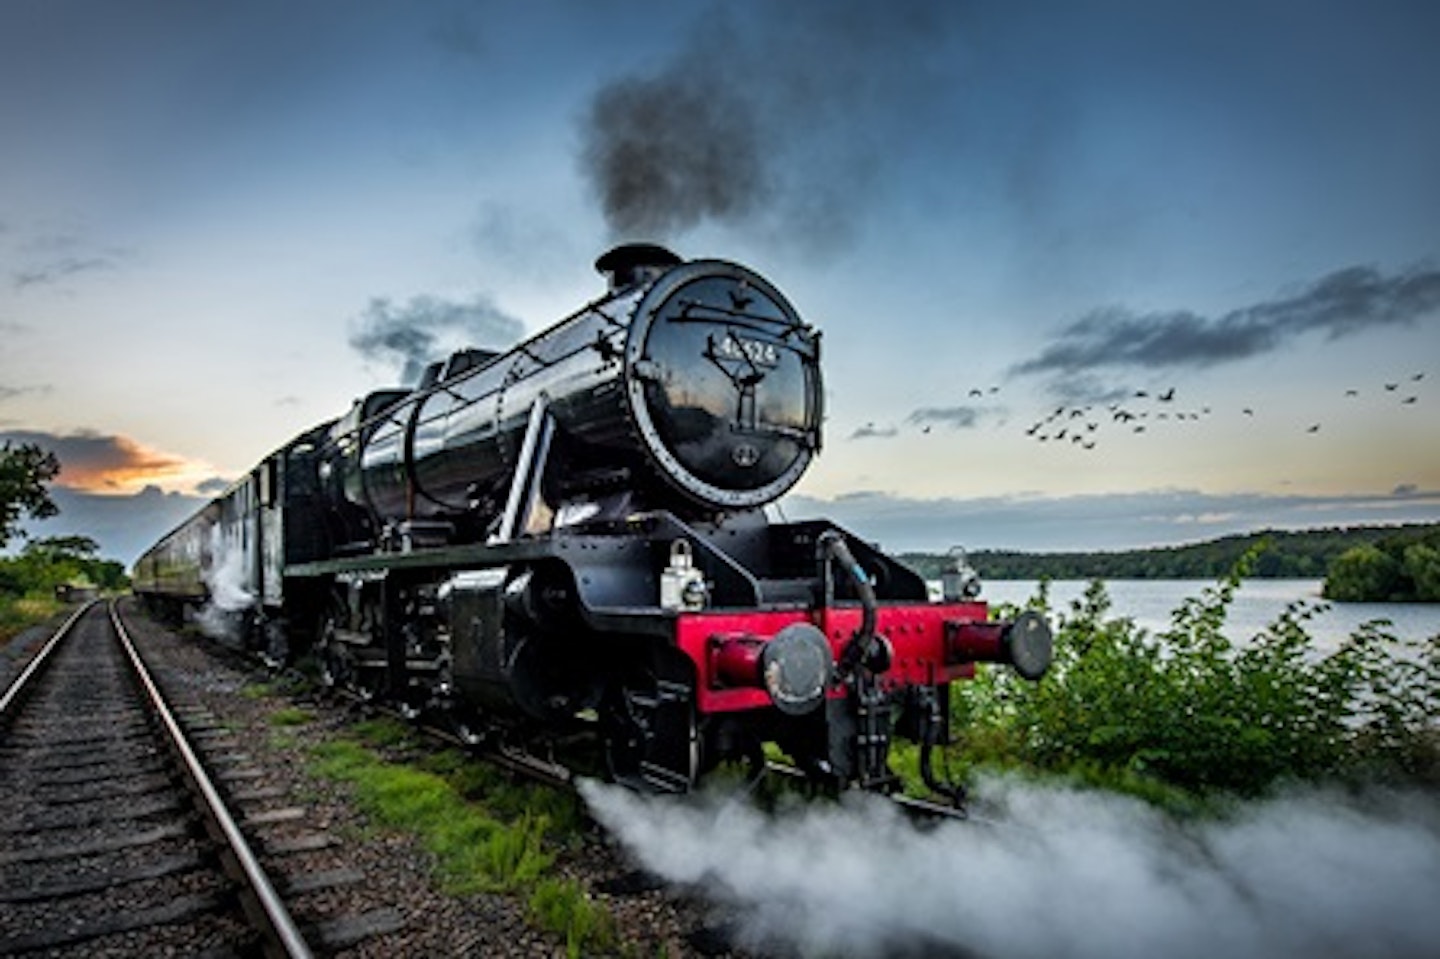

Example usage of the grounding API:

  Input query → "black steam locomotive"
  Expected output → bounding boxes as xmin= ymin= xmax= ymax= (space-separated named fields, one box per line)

xmin=132 ymin=245 xmax=1051 ymax=796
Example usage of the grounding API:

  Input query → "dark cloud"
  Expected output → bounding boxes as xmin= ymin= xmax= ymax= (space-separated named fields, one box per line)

xmin=577 ymin=1 xmax=956 ymax=247
xmin=195 ymin=476 xmax=232 ymax=496
xmin=349 ymin=293 xmax=525 ymax=386
xmin=0 ymin=429 xmax=198 ymax=492
xmin=907 ymin=406 xmax=982 ymax=429
xmin=848 ymin=424 xmax=899 ymax=440
xmin=1039 ymin=373 xmax=1135 ymax=406
xmin=13 ymin=255 xmax=118 ymax=289
xmin=1013 ymin=264 xmax=1440 ymax=378
xmin=0 ymin=385 xmax=43 ymax=403
xmin=1393 ymin=483 xmax=1421 ymax=497
xmin=27 ymin=484 xmax=206 ymax=565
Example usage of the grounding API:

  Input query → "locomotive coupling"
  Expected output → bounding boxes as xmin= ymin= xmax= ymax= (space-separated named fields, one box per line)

xmin=944 ymin=610 xmax=1054 ymax=680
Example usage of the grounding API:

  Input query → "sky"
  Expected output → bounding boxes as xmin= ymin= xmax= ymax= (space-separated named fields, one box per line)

xmin=2 ymin=0 xmax=1439 ymax=564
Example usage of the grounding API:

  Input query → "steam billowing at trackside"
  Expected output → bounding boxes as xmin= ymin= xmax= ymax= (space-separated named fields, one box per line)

xmin=577 ymin=1 xmax=958 ymax=246
xmin=348 ymin=292 xmax=525 ymax=386
xmin=581 ymin=778 xmax=1440 ymax=959
xmin=197 ymin=525 xmax=254 ymax=641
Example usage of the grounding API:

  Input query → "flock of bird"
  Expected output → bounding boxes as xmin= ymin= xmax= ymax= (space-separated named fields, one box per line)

xmin=1015 ymin=372 xmax=1427 ymax=451
xmin=859 ymin=371 xmax=1428 ymax=451
xmin=1021 ymin=387 xmax=1211 ymax=450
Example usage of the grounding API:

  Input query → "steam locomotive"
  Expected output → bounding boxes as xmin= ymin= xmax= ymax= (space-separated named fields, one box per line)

xmin=132 ymin=245 xmax=1051 ymax=797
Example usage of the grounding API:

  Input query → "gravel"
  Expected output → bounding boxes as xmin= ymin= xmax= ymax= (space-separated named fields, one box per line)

xmin=114 ymin=598 xmax=764 ymax=958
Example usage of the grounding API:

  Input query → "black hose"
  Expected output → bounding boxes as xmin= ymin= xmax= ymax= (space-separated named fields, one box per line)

xmin=817 ymin=530 xmax=877 ymax=675
xmin=919 ymin=696 xmax=968 ymax=812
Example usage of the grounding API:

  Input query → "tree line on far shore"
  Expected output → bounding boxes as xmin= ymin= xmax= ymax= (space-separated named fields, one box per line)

xmin=899 ymin=522 xmax=1440 ymax=601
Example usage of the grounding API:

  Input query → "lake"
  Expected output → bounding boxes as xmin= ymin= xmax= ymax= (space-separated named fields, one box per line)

xmin=968 ymin=579 xmax=1440 ymax=652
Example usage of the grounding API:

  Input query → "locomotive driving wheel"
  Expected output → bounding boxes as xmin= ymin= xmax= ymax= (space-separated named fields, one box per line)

xmin=315 ymin=604 xmax=356 ymax=692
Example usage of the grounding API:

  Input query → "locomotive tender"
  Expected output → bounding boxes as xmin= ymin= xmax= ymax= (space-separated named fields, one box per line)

xmin=133 ymin=245 xmax=1051 ymax=796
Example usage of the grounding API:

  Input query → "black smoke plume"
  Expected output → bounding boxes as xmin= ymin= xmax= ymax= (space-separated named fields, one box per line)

xmin=1013 ymin=263 xmax=1440 ymax=377
xmin=577 ymin=1 xmax=956 ymax=246
xmin=583 ymin=74 xmax=767 ymax=238
xmin=349 ymin=293 xmax=524 ymax=386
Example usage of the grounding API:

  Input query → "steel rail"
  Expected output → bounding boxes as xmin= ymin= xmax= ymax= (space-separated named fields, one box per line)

xmin=0 ymin=598 xmax=99 ymax=718
xmin=108 ymin=601 xmax=315 ymax=959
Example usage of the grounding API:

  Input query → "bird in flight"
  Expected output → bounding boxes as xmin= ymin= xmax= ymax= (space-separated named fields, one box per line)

xmin=1307 ymin=424 xmax=1320 ymax=433
xmin=1158 ymin=388 xmax=1176 ymax=402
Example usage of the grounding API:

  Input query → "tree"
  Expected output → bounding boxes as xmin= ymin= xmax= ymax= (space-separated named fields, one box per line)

xmin=0 ymin=441 xmax=60 ymax=548
xmin=24 ymin=534 xmax=100 ymax=560
xmin=1322 ymin=544 xmax=1405 ymax=601
xmin=1403 ymin=543 xmax=1440 ymax=602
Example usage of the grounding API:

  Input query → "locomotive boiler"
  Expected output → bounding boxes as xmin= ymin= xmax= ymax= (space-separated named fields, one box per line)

xmin=133 ymin=245 xmax=1051 ymax=798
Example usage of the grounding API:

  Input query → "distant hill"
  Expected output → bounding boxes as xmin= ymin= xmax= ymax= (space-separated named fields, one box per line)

xmin=897 ymin=523 xmax=1440 ymax=581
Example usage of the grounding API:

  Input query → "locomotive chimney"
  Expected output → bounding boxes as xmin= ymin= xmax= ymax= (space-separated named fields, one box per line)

xmin=595 ymin=243 xmax=683 ymax=291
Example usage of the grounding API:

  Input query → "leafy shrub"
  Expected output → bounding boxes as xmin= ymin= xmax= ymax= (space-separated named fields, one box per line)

xmin=953 ymin=552 xmax=1440 ymax=799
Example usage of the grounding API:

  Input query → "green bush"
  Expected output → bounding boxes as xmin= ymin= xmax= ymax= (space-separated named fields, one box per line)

xmin=953 ymin=553 xmax=1440 ymax=800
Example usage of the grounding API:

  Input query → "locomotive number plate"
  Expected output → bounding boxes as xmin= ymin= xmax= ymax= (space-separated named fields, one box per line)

xmin=715 ymin=332 xmax=780 ymax=368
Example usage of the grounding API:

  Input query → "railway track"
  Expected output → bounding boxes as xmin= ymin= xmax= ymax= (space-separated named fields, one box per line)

xmin=0 ymin=600 xmax=312 ymax=957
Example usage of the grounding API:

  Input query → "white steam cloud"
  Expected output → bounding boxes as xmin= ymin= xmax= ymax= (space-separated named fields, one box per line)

xmin=198 ymin=524 xmax=254 ymax=640
xmin=581 ymin=777 xmax=1440 ymax=958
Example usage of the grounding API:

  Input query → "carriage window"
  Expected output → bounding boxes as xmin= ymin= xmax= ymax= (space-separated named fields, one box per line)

xmin=259 ymin=460 xmax=277 ymax=507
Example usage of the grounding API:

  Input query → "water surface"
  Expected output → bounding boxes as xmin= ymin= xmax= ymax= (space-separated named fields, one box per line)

xmin=974 ymin=579 xmax=1439 ymax=651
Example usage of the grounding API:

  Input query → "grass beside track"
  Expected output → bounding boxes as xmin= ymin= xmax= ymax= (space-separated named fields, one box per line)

xmin=0 ymin=595 xmax=63 ymax=644
xmin=307 ymin=718 xmax=621 ymax=958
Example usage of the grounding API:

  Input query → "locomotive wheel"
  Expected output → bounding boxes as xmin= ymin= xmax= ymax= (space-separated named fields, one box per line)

xmin=315 ymin=609 xmax=354 ymax=691
xmin=602 ymin=676 xmax=700 ymax=793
